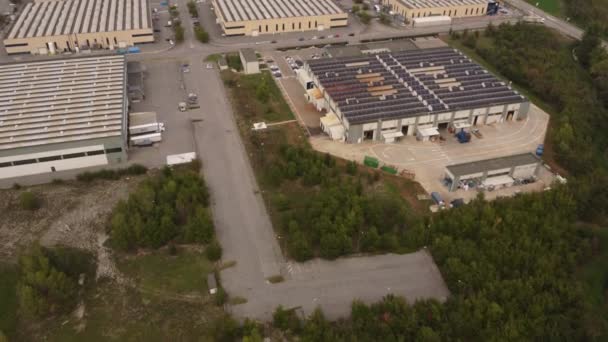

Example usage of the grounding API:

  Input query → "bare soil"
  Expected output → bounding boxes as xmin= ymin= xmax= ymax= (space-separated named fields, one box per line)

xmin=0 ymin=177 xmax=145 ymax=282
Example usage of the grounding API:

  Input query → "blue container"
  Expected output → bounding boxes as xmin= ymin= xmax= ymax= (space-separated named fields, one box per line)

xmin=127 ymin=46 xmax=141 ymax=54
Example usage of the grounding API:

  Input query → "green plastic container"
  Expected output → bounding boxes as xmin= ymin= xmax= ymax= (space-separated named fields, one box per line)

xmin=364 ymin=156 xmax=379 ymax=168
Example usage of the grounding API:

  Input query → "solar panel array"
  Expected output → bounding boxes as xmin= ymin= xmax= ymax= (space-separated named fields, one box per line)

xmin=396 ymin=0 xmax=486 ymax=10
xmin=0 ymin=55 xmax=126 ymax=151
xmin=307 ymin=47 xmax=526 ymax=125
xmin=215 ymin=0 xmax=343 ymax=23
xmin=7 ymin=0 xmax=150 ymax=39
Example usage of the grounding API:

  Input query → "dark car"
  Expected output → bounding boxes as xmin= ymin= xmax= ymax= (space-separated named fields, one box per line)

xmin=295 ymin=60 xmax=303 ymax=67
xmin=348 ymin=33 xmax=355 ymax=37
xmin=298 ymin=37 xmax=305 ymax=41
xmin=319 ymin=35 xmax=325 ymax=39
xmin=271 ymin=40 xmax=277 ymax=43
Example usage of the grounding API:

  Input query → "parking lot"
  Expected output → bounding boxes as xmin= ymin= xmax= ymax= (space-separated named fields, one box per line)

xmin=309 ymin=104 xmax=554 ymax=204
xmin=127 ymin=59 xmax=207 ymax=167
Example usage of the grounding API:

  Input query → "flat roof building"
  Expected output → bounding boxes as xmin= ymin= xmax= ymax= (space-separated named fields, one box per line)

xmin=303 ymin=44 xmax=529 ymax=143
xmin=211 ymin=0 xmax=348 ymax=36
xmin=0 ymin=55 xmax=128 ymax=180
xmin=239 ymin=48 xmax=259 ymax=74
xmin=382 ymin=0 xmax=488 ymax=19
xmin=4 ymin=0 xmax=153 ymax=54
xmin=445 ymin=153 xmax=541 ymax=191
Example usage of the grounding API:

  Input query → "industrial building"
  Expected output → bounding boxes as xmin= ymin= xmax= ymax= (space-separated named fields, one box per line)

xmin=302 ymin=45 xmax=529 ymax=143
xmin=381 ymin=0 xmax=488 ymax=19
xmin=239 ymin=48 xmax=259 ymax=74
xmin=4 ymin=0 xmax=153 ymax=54
xmin=0 ymin=55 xmax=128 ymax=180
xmin=211 ymin=0 xmax=348 ymax=36
xmin=444 ymin=153 xmax=541 ymax=191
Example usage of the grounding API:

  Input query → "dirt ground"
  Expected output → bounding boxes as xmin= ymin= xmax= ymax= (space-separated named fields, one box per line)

xmin=0 ymin=177 xmax=145 ymax=282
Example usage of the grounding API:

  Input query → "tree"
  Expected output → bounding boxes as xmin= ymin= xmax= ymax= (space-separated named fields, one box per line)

xmin=17 ymin=245 xmax=76 ymax=318
xmin=194 ymin=26 xmax=209 ymax=43
xmin=19 ymin=191 xmax=41 ymax=210
xmin=351 ymin=5 xmax=360 ymax=13
xmin=174 ymin=23 xmax=185 ymax=43
xmin=273 ymin=305 xmax=301 ymax=332
xmin=206 ymin=240 xmax=223 ymax=261
xmin=187 ymin=0 xmax=198 ymax=17
xmin=578 ymin=27 xmax=601 ymax=68
xmin=256 ymin=78 xmax=270 ymax=103
xmin=358 ymin=11 xmax=371 ymax=25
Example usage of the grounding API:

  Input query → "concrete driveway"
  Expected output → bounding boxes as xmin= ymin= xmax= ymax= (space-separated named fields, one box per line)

xmin=187 ymin=59 xmax=449 ymax=320
xmin=311 ymin=104 xmax=551 ymax=203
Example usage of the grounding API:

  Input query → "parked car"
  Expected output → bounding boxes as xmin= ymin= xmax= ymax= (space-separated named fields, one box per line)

xmin=273 ymin=72 xmax=282 ymax=78
xmin=298 ymin=37 xmax=305 ymax=41
xmin=271 ymin=40 xmax=277 ymax=43
xmin=348 ymin=33 xmax=355 ymax=37
xmin=431 ymin=192 xmax=445 ymax=207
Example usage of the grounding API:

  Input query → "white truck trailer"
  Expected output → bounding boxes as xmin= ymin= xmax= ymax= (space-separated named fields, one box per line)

xmin=129 ymin=122 xmax=165 ymax=135
xmin=412 ymin=16 xmax=452 ymax=27
xmin=130 ymin=132 xmax=162 ymax=146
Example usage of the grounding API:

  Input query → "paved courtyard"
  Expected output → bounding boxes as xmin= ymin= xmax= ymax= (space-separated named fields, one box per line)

xmin=311 ymin=104 xmax=553 ymax=203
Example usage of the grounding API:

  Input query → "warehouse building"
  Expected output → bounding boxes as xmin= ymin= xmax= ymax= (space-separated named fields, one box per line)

xmin=211 ymin=0 xmax=348 ymax=36
xmin=444 ymin=153 xmax=541 ymax=191
xmin=303 ymin=45 xmax=529 ymax=143
xmin=381 ymin=0 xmax=488 ymax=19
xmin=4 ymin=0 xmax=153 ymax=54
xmin=0 ymin=55 xmax=128 ymax=180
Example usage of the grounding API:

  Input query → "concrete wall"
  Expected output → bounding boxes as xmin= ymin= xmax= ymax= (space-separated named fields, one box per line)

xmin=382 ymin=0 xmax=487 ymax=19
xmin=211 ymin=3 xmax=348 ymax=36
xmin=4 ymin=28 xmax=154 ymax=54
xmin=447 ymin=161 xmax=540 ymax=191
xmin=0 ymin=136 xmax=127 ymax=179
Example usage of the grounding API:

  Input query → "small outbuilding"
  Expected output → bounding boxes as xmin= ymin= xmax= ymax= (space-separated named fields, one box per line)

xmin=239 ymin=48 xmax=259 ymax=74
xmin=444 ymin=153 xmax=541 ymax=192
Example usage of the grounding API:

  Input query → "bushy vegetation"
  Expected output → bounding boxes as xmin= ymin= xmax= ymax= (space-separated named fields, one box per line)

xmin=194 ymin=26 xmax=209 ymax=43
xmin=563 ymin=0 xmax=608 ymax=37
xmin=222 ymin=71 xmax=294 ymax=123
xmin=358 ymin=11 xmax=371 ymax=24
xmin=174 ymin=22 xmax=185 ymax=43
xmin=259 ymin=144 xmax=418 ymax=261
xmin=17 ymin=245 xmax=94 ymax=319
xmin=19 ymin=191 xmax=41 ymax=211
xmin=109 ymin=166 xmax=214 ymax=251
xmin=225 ymin=54 xmax=243 ymax=71
xmin=186 ymin=0 xmax=198 ymax=17
xmin=76 ymin=164 xmax=147 ymax=182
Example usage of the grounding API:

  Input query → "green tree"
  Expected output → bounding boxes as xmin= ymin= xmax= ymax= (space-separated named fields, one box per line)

xmin=206 ymin=240 xmax=223 ymax=261
xmin=256 ymin=78 xmax=270 ymax=103
xmin=358 ymin=11 xmax=371 ymax=24
xmin=174 ymin=23 xmax=185 ymax=43
xmin=194 ymin=26 xmax=209 ymax=43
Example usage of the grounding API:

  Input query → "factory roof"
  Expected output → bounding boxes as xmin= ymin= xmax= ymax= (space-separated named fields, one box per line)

xmin=0 ymin=55 xmax=127 ymax=151
xmin=446 ymin=153 xmax=540 ymax=177
xmin=7 ymin=0 xmax=151 ymax=40
xmin=307 ymin=46 xmax=526 ymax=125
xmin=215 ymin=0 xmax=344 ymax=23
xmin=395 ymin=0 xmax=487 ymax=10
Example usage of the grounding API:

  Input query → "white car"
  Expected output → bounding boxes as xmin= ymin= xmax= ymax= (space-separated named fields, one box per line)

xmin=206 ymin=63 xmax=214 ymax=69
xmin=270 ymin=65 xmax=279 ymax=71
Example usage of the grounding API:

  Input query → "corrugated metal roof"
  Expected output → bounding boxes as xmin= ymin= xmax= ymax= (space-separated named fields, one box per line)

xmin=7 ymin=0 xmax=150 ymax=39
xmin=446 ymin=153 xmax=540 ymax=177
xmin=215 ymin=0 xmax=344 ymax=23
xmin=0 ymin=55 xmax=127 ymax=150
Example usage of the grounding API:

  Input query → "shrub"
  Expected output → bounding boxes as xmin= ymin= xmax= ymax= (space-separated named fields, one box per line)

xmin=194 ymin=26 xmax=209 ymax=43
xmin=187 ymin=0 xmax=198 ymax=17
xmin=19 ymin=192 xmax=41 ymax=211
xmin=358 ymin=11 xmax=371 ymax=24
xmin=174 ymin=23 xmax=185 ymax=43
xmin=214 ymin=286 xmax=227 ymax=306
xmin=206 ymin=240 xmax=223 ymax=261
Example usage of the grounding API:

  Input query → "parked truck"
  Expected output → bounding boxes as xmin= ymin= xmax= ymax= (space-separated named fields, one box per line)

xmin=129 ymin=122 xmax=165 ymax=136
xmin=130 ymin=132 xmax=162 ymax=146
xmin=412 ymin=16 xmax=452 ymax=27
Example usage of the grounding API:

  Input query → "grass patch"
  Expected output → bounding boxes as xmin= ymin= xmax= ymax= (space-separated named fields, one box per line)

xmin=222 ymin=70 xmax=294 ymax=123
xmin=204 ymin=54 xmax=221 ymax=62
xmin=229 ymin=296 xmax=248 ymax=305
xmin=0 ymin=264 xmax=18 ymax=339
xmin=266 ymin=275 xmax=285 ymax=284
xmin=37 ymin=279 xmax=225 ymax=342
xmin=116 ymin=250 xmax=214 ymax=295
xmin=524 ymin=0 xmax=563 ymax=17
